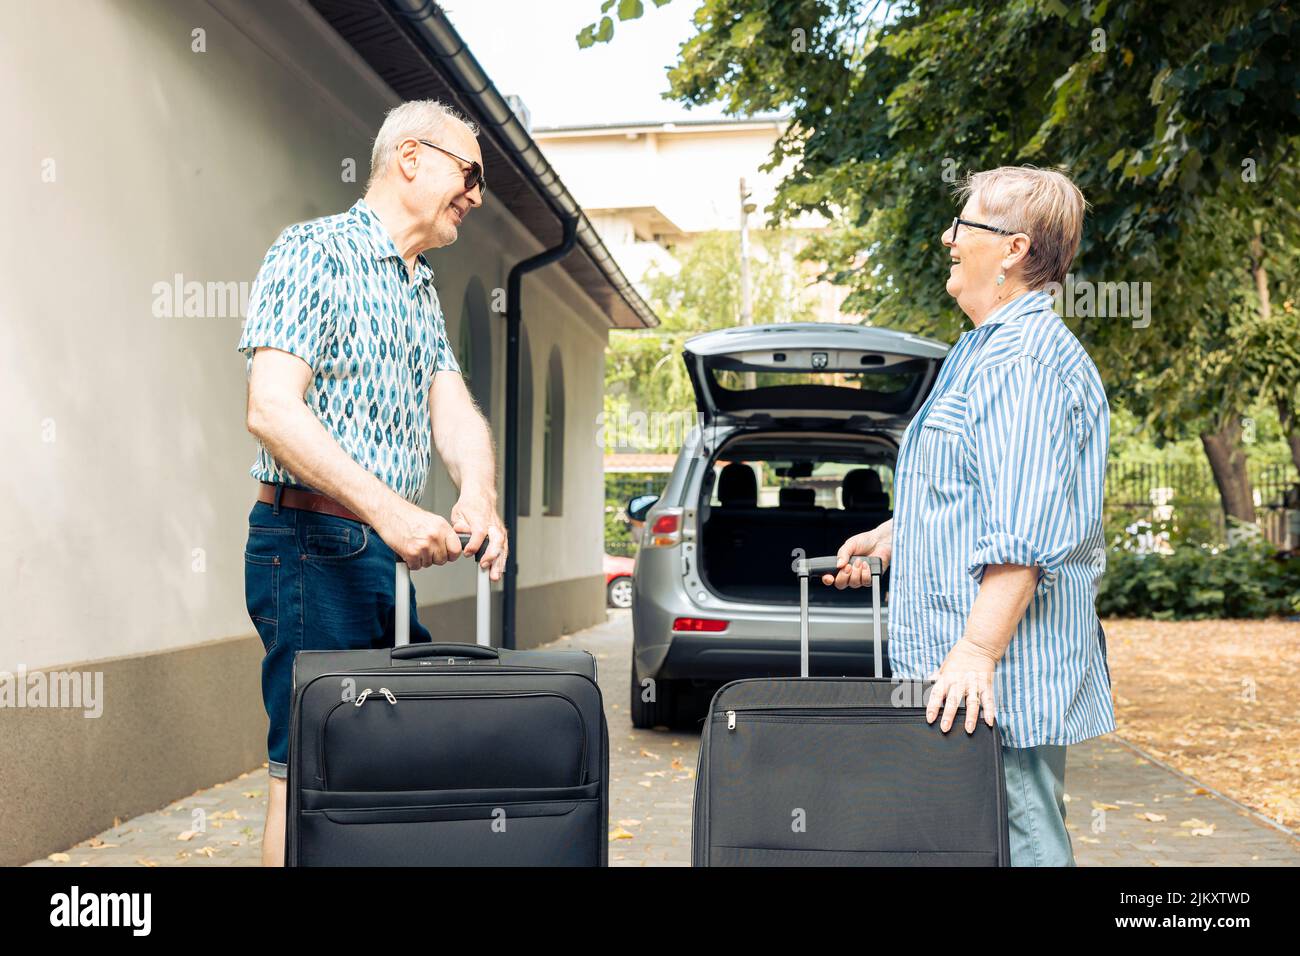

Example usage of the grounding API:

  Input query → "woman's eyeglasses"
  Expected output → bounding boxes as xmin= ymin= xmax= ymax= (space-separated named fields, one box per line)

xmin=415 ymin=139 xmax=487 ymax=196
xmin=947 ymin=217 xmax=1017 ymax=244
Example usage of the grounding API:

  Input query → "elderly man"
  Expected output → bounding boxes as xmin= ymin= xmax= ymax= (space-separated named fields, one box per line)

xmin=238 ymin=100 xmax=506 ymax=866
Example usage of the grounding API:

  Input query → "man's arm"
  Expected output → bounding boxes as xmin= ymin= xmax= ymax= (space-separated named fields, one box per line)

xmin=246 ymin=347 xmax=461 ymax=570
xmin=429 ymin=370 xmax=507 ymax=579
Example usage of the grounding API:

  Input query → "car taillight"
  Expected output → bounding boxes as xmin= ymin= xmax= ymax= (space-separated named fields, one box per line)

xmin=672 ymin=617 xmax=729 ymax=632
xmin=645 ymin=509 xmax=682 ymax=548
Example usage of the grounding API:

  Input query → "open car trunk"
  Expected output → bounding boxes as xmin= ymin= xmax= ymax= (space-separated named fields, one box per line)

xmin=697 ymin=434 xmax=895 ymax=607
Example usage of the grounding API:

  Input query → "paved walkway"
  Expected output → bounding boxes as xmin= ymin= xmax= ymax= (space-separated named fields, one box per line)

xmin=29 ymin=611 xmax=1300 ymax=867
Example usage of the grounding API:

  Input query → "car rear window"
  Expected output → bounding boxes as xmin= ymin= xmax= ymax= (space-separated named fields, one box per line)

xmin=708 ymin=457 xmax=896 ymax=510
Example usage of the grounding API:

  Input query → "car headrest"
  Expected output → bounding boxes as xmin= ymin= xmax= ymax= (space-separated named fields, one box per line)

xmin=778 ymin=486 xmax=817 ymax=509
xmin=842 ymin=468 xmax=887 ymax=510
xmin=717 ymin=463 xmax=758 ymax=507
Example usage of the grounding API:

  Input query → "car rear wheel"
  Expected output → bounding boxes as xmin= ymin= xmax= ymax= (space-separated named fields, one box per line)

xmin=629 ymin=658 xmax=678 ymax=729
xmin=606 ymin=576 xmax=633 ymax=609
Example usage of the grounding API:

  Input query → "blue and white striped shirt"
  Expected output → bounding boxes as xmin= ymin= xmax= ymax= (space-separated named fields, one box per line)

xmin=889 ymin=290 xmax=1115 ymax=748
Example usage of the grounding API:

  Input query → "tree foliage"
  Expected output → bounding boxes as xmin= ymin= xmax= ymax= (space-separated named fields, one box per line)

xmin=584 ymin=0 xmax=1300 ymax=508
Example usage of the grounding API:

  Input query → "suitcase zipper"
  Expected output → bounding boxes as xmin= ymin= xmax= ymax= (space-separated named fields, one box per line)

xmin=321 ymin=690 xmax=589 ymax=788
xmin=721 ymin=707 xmax=918 ymax=731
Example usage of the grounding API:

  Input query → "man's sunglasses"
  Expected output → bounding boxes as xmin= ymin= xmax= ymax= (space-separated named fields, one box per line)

xmin=947 ymin=217 xmax=1018 ymax=244
xmin=415 ymin=139 xmax=487 ymax=196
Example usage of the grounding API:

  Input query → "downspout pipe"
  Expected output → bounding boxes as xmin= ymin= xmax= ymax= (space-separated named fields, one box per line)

xmin=502 ymin=215 xmax=578 ymax=647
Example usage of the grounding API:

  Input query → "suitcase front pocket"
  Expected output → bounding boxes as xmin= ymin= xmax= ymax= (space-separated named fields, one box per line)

xmin=296 ymin=783 xmax=601 ymax=867
xmin=704 ymin=707 xmax=1004 ymax=864
xmin=319 ymin=691 xmax=588 ymax=791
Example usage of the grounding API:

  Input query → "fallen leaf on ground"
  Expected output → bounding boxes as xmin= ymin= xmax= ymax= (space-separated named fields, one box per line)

xmin=135 ymin=858 xmax=158 ymax=867
xmin=609 ymin=827 xmax=635 ymax=841
xmin=1136 ymin=812 xmax=1167 ymax=823
xmin=176 ymin=831 xmax=197 ymax=842
xmin=1092 ymin=802 xmax=1120 ymax=811
xmin=47 ymin=853 xmax=70 ymax=863
xmin=617 ymin=819 xmax=641 ymax=827
xmin=639 ymin=749 xmax=660 ymax=760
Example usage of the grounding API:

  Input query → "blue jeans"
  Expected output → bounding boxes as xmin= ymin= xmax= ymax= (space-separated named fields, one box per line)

xmin=243 ymin=494 xmax=432 ymax=779
xmin=1003 ymin=744 xmax=1075 ymax=866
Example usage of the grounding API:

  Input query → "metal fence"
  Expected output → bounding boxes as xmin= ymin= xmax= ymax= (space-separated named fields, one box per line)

xmin=1105 ymin=461 xmax=1299 ymax=547
xmin=605 ymin=463 xmax=1300 ymax=553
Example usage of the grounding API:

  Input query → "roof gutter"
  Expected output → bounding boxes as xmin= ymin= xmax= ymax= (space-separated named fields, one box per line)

xmin=387 ymin=0 xmax=657 ymax=330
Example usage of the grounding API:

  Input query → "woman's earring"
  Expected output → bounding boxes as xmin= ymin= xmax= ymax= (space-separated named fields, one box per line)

xmin=996 ymin=273 xmax=1005 ymax=286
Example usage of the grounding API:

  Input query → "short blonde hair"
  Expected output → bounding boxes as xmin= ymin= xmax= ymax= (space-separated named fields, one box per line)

xmin=368 ymin=100 xmax=478 ymax=189
xmin=954 ymin=166 xmax=1088 ymax=288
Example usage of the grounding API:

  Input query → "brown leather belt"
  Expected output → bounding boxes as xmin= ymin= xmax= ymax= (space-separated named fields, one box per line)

xmin=258 ymin=483 xmax=365 ymax=524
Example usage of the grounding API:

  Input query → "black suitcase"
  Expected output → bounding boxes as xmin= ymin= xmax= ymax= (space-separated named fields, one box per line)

xmin=286 ymin=537 xmax=608 ymax=866
xmin=692 ymin=554 xmax=1009 ymax=866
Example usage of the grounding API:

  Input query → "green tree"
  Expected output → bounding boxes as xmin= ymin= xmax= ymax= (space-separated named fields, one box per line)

xmin=605 ymin=229 xmax=819 ymax=452
xmin=582 ymin=0 xmax=1300 ymax=521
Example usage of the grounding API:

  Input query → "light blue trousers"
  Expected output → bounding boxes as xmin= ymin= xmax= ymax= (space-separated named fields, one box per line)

xmin=1002 ymin=744 xmax=1075 ymax=866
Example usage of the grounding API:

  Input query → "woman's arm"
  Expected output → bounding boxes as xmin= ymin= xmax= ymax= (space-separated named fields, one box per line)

xmin=927 ymin=563 xmax=1038 ymax=733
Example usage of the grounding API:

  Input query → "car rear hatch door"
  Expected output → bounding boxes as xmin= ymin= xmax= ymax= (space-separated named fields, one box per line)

xmin=683 ymin=323 xmax=948 ymax=430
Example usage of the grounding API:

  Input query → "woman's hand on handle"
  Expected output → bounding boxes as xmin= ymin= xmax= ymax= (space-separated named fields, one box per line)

xmin=822 ymin=519 xmax=893 ymax=589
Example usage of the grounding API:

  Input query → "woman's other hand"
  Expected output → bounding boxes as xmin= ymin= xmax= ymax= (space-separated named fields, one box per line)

xmin=927 ymin=638 xmax=998 ymax=733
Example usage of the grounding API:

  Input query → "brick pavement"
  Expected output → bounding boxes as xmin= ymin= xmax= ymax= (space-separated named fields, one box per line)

xmin=28 ymin=610 xmax=1300 ymax=867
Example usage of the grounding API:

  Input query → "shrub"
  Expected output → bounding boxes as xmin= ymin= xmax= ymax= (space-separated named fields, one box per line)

xmin=1097 ymin=535 xmax=1300 ymax=620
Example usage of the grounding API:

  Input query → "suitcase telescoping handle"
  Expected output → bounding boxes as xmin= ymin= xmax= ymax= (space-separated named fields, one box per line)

xmin=394 ymin=533 xmax=491 ymax=649
xmin=793 ymin=554 xmax=883 ymax=679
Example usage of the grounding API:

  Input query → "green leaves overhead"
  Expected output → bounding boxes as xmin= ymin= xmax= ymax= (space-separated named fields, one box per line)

xmin=577 ymin=0 xmax=671 ymax=48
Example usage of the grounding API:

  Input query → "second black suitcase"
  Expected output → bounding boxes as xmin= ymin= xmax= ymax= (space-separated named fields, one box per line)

xmin=286 ymin=537 xmax=608 ymax=866
xmin=692 ymin=555 xmax=1009 ymax=866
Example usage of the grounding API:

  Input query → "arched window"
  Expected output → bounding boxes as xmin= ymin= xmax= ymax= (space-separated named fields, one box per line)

xmin=543 ymin=346 xmax=565 ymax=516
xmin=459 ymin=278 xmax=492 ymax=418
xmin=519 ymin=326 xmax=534 ymax=517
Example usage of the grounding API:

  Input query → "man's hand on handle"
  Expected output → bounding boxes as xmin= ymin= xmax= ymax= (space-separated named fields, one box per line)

xmin=822 ymin=519 xmax=894 ymax=589
xmin=450 ymin=492 xmax=508 ymax=582
xmin=376 ymin=501 xmax=464 ymax=571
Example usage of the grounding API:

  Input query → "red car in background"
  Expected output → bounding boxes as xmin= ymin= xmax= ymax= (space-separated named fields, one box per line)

xmin=603 ymin=553 xmax=635 ymax=608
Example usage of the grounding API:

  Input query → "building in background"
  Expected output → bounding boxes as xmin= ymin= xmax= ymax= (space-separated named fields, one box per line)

xmin=533 ymin=117 xmax=854 ymax=324
xmin=0 ymin=0 xmax=655 ymax=866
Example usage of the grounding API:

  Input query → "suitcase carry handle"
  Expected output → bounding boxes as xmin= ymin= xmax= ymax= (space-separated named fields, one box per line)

xmin=391 ymin=643 xmax=500 ymax=661
xmin=394 ymin=532 xmax=491 ymax=649
xmin=794 ymin=554 xmax=883 ymax=680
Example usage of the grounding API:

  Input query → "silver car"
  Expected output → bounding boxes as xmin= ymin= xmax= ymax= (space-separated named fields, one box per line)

xmin=628 ymin=322 xmax=948 ymax=729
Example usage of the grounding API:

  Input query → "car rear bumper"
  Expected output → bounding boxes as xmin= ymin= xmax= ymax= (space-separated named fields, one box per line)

xmin=653 ymin=631 xmax=891 ymax=680
xmin=633 ymin=574 xmax=890 ymax=681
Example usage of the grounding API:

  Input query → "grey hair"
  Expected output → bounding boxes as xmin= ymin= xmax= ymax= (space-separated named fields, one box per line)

xmin=953 ymin=165 xmax=1089 ymax=289
xmin=368 ymin=100 xmax=479 ymax=189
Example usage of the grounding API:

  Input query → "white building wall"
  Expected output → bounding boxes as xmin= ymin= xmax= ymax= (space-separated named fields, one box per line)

xmin=0 ymin=0 xmax=610 ymax=673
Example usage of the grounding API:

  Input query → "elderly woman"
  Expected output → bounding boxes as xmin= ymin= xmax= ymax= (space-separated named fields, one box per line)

xmin=824 ymin=166 xmax=1114 ymax=867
